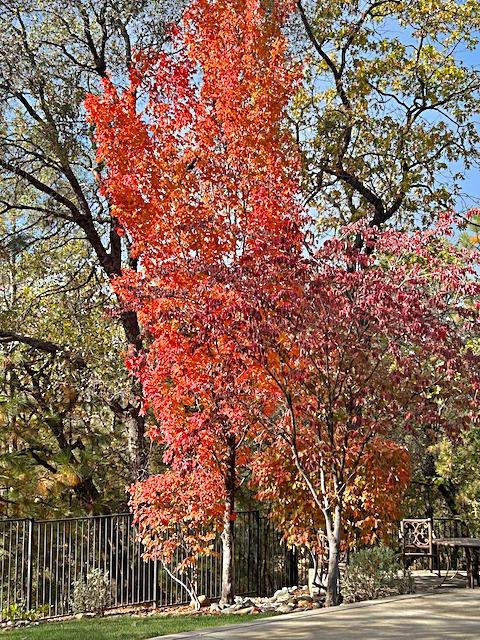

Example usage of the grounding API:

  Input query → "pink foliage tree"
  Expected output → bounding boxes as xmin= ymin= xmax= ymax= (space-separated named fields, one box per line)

xmin=189 ymin=216 xmax=480 ymax=605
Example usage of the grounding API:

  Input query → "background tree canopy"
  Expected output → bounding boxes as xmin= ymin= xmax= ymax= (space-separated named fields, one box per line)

xmin=291 ymin=0 xmax=480 ymax=228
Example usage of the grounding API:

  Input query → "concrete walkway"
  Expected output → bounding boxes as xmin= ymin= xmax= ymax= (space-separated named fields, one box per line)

xmin=149 ymin=591 xmax=480 ymax=640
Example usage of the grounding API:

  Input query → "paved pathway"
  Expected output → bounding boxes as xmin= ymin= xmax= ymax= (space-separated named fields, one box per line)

xmin=149 ymin=591 xmax=480 ymax=640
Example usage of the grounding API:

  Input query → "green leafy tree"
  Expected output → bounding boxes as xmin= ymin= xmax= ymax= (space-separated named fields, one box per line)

xmin=431 ymin=428 xmax=480 ymax=533
xmin=0 ymin=217 xmax=133 ymax=516
xmin=292 ymin=0 xmax=480 ymax=229
xmin=0 ymin=0 xmax=184 ymax=483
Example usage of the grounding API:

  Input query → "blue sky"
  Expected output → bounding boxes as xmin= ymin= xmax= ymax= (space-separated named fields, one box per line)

xmin=455 ymin=46 xmax=480 ymax=212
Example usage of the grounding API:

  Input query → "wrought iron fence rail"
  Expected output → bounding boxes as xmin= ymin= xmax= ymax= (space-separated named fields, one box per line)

xmin=0 ymin=511 xmax=309 ymax=621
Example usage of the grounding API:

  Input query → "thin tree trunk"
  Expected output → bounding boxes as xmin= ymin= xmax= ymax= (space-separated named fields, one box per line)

xmin=119 ymin=309 xmax=148 ymax=482
xmin=286 ymin=547 xmax=299 ymax=587
xmin=220 ymin=434 xmax=236 ymax=605
xmin=324 ymin=503 xmax=342 ymax=607
xmin=125 ymin=411 xmax=147 ymax=481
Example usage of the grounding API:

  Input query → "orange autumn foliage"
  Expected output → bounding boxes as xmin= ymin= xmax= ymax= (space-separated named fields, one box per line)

xmin=86 ymin=0 xmax=301 ymax=603
xmin=253 ymin=436 xmax=411 ymax=555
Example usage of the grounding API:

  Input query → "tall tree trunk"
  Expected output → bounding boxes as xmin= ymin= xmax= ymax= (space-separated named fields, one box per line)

xmin=423 ymin=446 xmax=459 ymax=518
xmin=437 ymin=480 xmax=459 ymax=517
xmin=119 ymin=310 xmax=148 ymax=482
xmin=125 ymin=407 xmax=148 ymax=482
xmin=324 ymin=503 xmax=342 ymax=607
xmin=423 ymin=449 xmax=436 ymax=519
xmin=286 ymin=547 xmax=299 ymax=587
xmin=220 ymin=434 xmax=236 ymax=605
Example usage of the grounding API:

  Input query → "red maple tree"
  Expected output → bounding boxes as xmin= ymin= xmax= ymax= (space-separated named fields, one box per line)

xmin=252 ymin=435 xmax=411 ymax=555
xmin=86 ymin=0 xmax=300 ymax=604
xmin=130 ymin=468 xmax=224 ymax=608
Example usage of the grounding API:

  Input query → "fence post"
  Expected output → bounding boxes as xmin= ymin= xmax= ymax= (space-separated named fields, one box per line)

xmin=152 ymin=558 xmax=158 ymax=608
xmin=255 ymin=511 xmax=260 ymax=596
xmin=25 ymin=518 xmax=34 ymax=612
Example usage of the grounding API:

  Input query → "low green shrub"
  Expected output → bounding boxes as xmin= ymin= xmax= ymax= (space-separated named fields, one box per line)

xmin=343 ymin=545 xmax=414 ymax=603
xmin=72 ymin=568 xmax=111 ymax=615
xmin=1 ymin=603 xmax=48 ymax=621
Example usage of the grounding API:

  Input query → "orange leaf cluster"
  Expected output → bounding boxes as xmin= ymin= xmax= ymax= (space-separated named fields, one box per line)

xmin=86 ymin=0 xmax=301 ymax=564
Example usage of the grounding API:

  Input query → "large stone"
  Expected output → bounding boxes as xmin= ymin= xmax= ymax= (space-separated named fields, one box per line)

xmin=233 ymin=606 xmax=254 ymax=615
xmin=242 ymin=599 xmax=255 ymax=608
xmin=273 ymin=587 xmax=289 ymax=598
xmin=276 ymin=593 xmax=291 ymax=603
xmin=297 ymin=595 xmax=313 ymax=603
xmin=190 ymin=594 xmax=210 ymax=609
xmin=210 ymin=603 xmax=221 ymax=613
xmin=276 ymin=604 xmax=296 ymax=614
xmin=223 ymin=604 xmax=243 ymax=614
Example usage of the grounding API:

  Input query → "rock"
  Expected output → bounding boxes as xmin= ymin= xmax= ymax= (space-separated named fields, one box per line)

xmin=74 ymin=614 xmax=84 ymax=620
xmin=210 ymin=603 xmax=221 ymax=613
xmin=297 ymin=595 xmax=313 ymax=603
xmin=234 ymin=596 xmax=244 ymax=605
xmin=223 ymin=605 xmax=239 ymax=614
xmin=288 ymin=586 xmax=298 ymax=593
xmin=242 ymin=599 xmax=255 ymax=608
xmin=276 ymin=604 xmax=296 ymax=614
xmin=233 ymin=606 xmax=254 ymax=615
xmin=276 ymin=593 xmax=291 ymax=603
xmin=190 ymin=594 xmax=210 ymax=609
xmin=198 ymin=595 xmax=210 ymax=607
xmin=273 ymin=587 xmax=289 ymax=598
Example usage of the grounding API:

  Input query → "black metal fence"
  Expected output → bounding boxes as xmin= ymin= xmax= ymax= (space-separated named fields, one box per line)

xmin=433 ymin=516 xmax=470 ymax=571
xmin=432 ymin=517 xmax=470 ymax=539
xmin=0 ymin=511 xmax=310 ymax=620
